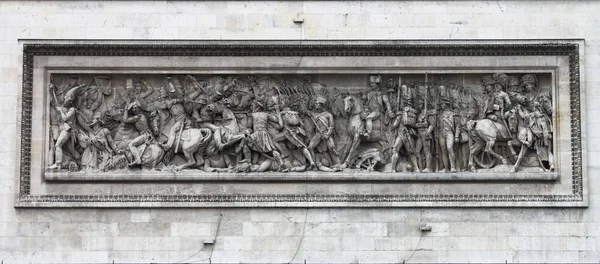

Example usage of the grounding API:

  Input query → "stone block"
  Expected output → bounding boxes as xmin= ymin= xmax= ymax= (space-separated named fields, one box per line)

xmin=448 ymin=222 xmax=497 ymax=237
xmin=161 ymin=14 xmax=197 ymax=28
xmin=17 ymin=222 xmax=51 ymax=236
xmin=300 ymin=237 xmax=342 ymax=251
xmin=81 ymin=237 xmax=113 ymax=251
xmin=468 ymin=250 xmax=515 ymax=263
xmin=388 ymin=222 xmax=422 ymax=237
xmin=250 ymin=237 xmax=301 ymax=251
xmin=543 ymin=250 xmax=579 ymax=263
xmin=171 ymin=222 xmax=213 ymax=237
xmin=249 ymin=208 xmax=306 ymax=223
xmin=361 ymin=223 xmax=387 ymax=237
xmin=222 ymin=236 xmax=253 ymax=251
xmin=130 ymin=210 xmax=150 ymax=223
xmin=342 ymin=236 xmax=374 ymax=251
xmin=54 ymin=236 xmax=82 ymax=251
xmin=437 ymin=250 xmax=470 ymax=263
xmin=242 ymin=222 xmax=274 ymax=237
xmin=118 ymin=222 xmax=170 ymax=237
xmin=77 ymin=223 xmax=119 ymax=237
xmin=273 ymin=222 xmax=304 ymax=237
xmin=507 ymin=236 xmax=543 ymax=250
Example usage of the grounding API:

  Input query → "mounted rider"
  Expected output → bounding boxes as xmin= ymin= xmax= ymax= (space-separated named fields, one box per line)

xmin=363 ymin=75 xmax=394 ymax=138
xmin=160 ymin=96 xmax=193 ymax=151
xmin=483 ymin=73 xmax=512 ymax=123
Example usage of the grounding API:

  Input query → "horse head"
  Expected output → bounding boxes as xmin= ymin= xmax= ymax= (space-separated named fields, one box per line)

xmin=206 ymin=102 xmax=224 ymax=115
xmin=505 ymin=109 xmax=519 ymax=134
xmin=344 ymin=95 xmax=362 ymax=115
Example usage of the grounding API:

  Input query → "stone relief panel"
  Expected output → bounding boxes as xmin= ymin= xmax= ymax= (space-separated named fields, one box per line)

xmin=46 ymin=72 xmax=554 ymax=176
xmin=17 ymin=42 xmax=584 ymax=207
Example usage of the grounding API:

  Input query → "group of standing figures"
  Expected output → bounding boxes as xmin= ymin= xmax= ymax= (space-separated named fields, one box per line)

xmin=46 ymin=72 xmax=554 ymax=174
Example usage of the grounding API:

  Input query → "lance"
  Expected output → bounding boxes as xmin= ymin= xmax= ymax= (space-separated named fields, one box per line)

xmin=397 ymin=76 xmax=401 ymax=113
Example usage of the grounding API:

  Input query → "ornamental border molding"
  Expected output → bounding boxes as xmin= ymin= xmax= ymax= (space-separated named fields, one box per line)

xmin=17 ymin=42 xmax=583 ymax=207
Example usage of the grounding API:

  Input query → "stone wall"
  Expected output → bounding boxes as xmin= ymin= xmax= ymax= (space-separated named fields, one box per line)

xmin=1 ymin=1 xmax=599 ymax=262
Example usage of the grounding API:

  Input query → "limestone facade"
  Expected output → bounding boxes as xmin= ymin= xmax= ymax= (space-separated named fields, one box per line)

xmin=1 ymin=1 xmax=600 ymax=262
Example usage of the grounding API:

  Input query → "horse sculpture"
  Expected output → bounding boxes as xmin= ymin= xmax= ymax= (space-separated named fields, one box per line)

xmin=466 ymin=115 xmax=514 ymax=171
xmin=151 ymin=108 xmax=213 ymax=171
xmin=342 ymin=95 xmax=386 ymax=169
xmin=203 ymin=102 xmax=246 ymax=151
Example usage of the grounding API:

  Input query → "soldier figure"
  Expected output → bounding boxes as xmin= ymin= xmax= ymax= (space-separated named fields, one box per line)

xmin=306 ymin=96 xmax=342 ymax=171
xmin=383 ymin=77 xmax=399 ymax=125
xmin=436 ymin=83 xmax=461 ymax=173
xmin=389 ymin=104 xmax=419 ymax=172
xmin=80 ymin=115 xmax=117 ymax=171
xmin=520 ymin=74 xmax=554 ymax=171
xmin=363 ymin=75 xmax=394 ymax=138
xmin=276 ymin=106 xmax=317 ymax=170
xmin=47 ymin=83 xmax=84 ymax=170
xmin=246 ymin=99 xmax=284 ymax=169
xmin=483 ymin=73 xmax=512 ymax=123
xmin=124 ymin=102 xmax=154 ymax=166
xmin=160 ymin=98 xmax=193 ymax=151
xmin=414 ymin=87 xmax=436 ymax=173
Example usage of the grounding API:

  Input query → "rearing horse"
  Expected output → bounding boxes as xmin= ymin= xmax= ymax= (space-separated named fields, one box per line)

xmin=342 ymin=95 xmax=385 ymax=168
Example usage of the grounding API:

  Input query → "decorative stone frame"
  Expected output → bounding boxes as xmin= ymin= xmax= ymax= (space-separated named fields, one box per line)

xmin=15 ymin=41 xmax=586 ymax=207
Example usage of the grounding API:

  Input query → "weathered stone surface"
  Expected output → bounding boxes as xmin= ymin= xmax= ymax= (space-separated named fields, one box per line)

xmin=0 ymin=0 xmax=599 ymax=263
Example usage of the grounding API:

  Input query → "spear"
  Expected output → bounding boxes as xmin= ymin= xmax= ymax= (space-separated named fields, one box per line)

xmin=397 ymin=76 xmax=401 ymax=113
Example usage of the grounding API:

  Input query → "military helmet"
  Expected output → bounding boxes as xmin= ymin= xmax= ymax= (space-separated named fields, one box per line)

xmin=521 ymin=74 xmax=537 ymax=85
xmin=492 ymin=73 xmax=509 ymax=88
xmin=315 ymin=95 xmax=327 ymax=105
xmin=508 ymin=75 xmax=520 ymax=87
xmin=481 ymin=75 xmax=494 ymax=86
xmin=369 ymin=75 xmax=382 ymax=84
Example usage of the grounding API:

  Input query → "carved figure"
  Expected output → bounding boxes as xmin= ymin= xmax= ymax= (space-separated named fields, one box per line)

xmin=436 ymin=84 xmax=461 ymax=173
xmin=305 ymin=96 xmax=341 ymax=171
xmin=275 ymin=106 xmax=317 ymax=170
xmin=362 ymin=75 xmax=394 ymax=138
xmin=342 ymin=94 xmax=387 ymax=169
xmin=47 ymin=83 xmax=85 ymax=170
xmin=389 ymin=105 xmax=419 ymax=172
xmin=414 ymin=88 xmax=436 ymax=173
xmin=247 ymin=99 xmax=284 ymax=169
xmin=520 ymin=74 xmax=554 ymax=171
xmin=506 ymin=107 xmax=534 ymax=173
xmin=123 ymin=102 xmax=154 ymax=166
xmin=467 ymin=75 xmax=516 ymax=171
xmin=79 ymin=115 xmax=120 ymax=171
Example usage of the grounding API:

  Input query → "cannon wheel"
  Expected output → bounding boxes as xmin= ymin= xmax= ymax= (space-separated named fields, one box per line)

xmin=472 ymin=147 xmax=497 ymax=169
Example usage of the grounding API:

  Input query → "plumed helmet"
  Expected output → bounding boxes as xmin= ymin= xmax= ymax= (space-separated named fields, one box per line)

xmin=89 ymin=114 xmax=104 ymax=126
xmin=521 ymin=74 xmax=537 ymax=86
xmin=493 ymin=73 xmax=509 ymax=88
xmin=63 ymin=85 xmax=84 ymax=104
xmin=315 ymin=95 xmax=327 ymax=105
xmin=369 ymin=75 xmax=382 ymax=84
xmin=127 ymin=101 xmax=141 ymax=111
xmin=481 ymin=75 xmax=494 ymax=86
xmin=508 ymin=75 xmax=520 ymax=87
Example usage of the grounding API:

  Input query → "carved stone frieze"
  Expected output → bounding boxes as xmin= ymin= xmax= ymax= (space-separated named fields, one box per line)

xmin=16 ymin=42 xmax=584 ymax=207
xmin=45 ymin=72 xmax=555 ymax=175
